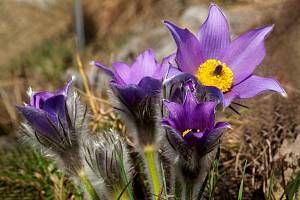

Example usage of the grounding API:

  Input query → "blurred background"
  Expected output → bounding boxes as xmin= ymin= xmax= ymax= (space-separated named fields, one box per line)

xmin=0 ymin=0 xmax=299 ymax=199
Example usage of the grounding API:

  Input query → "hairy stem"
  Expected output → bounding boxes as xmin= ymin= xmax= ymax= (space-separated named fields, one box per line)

xmin=185 ymin=181 xmax=194 ymax=200
xmin=144 ymin=145 xmax=161 ymax=199
xmin=78 ymin=169 xmax=99 ymax=200
xmin=113 ymin=186 xmax=130 ymax=200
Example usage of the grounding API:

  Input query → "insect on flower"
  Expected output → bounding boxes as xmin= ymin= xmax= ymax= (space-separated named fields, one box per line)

xmin=164 ymin=3 xmax=286 ymax=107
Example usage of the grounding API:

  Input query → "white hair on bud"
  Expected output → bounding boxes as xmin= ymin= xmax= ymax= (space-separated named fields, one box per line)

xmin=26 ymin=87 xmax=34 ymax=98
xmin=18 ymin=88 xmax=91 ymax=177
xmin=89 ymin=61 xmax=96 ymax=66
xmin=81 ymin=130 xmax=133 ymax=199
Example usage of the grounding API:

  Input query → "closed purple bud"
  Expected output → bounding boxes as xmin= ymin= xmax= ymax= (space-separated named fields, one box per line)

xmin=17 ymin=77 xmax=89 ymax=175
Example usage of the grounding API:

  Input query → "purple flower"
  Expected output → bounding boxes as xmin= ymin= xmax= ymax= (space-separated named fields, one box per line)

xmin=17 ymin=78 xmax=88 ymax=175
xmin=94 ymin=49 xmax=172 ymax=110
xmin=94 ymin=49 xmax=173 ymax=145
xmin=162 ymin=90 xmax=230 ymax=157
xmin=18 ymin=79 xmax=73 ymax=138
xmin=164 ymin=4 xmax=286 ymax=107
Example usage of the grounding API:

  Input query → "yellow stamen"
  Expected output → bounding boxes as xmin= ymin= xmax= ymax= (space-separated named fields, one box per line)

xmin=182 ymin=129 xmax=192 ymax=137
xmin=195 ymin=59 xmax=233 ymax=92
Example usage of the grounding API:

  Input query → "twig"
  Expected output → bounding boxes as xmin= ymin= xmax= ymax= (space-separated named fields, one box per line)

xmin=76 ymin=53 xmax=98 ymax=115
xmin=235 ymin=145 xmax=243 ymax=177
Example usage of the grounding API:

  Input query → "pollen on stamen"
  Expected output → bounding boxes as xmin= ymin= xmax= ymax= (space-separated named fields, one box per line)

xmin=195 ymin=59 xmax=233 ymax=93
xmin=182 ymin=129 xmax=192 ymax=137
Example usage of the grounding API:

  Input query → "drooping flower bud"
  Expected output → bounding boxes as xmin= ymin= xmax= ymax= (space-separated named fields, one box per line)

xmin=17 ymin=77 xmax=89 ymax=175
xmin=82 ymin=130 xmax=134 ymax=200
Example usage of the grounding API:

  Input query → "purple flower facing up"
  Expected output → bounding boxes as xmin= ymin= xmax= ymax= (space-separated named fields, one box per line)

xmin=94 ymin=49 xmax=171 ymax=111
xmin=164 ymin=4 xmax=286 ymax=107
xmin=162 ymin=90 xmax=230 ymax=158
xmin=94 ymin=49 xmax=173 ymax=145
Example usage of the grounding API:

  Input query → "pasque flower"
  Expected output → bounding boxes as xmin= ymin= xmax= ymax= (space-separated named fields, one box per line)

xmin=162 ymin=90 xmax=230 ymax=159
xmin=93 ymin=49 xmax=171 ymax=112
xmin=18 ymin=78 xmax=73 ymax=141
xmin=93 ymin=49 xmax=172 ymax=145
xmin=17 ymin=77 xmax=88 ymax=175
xmin=83 ymin=130 xmax=133 ymax=199
xmin=164 ymin=4 xmax=286 ymax=107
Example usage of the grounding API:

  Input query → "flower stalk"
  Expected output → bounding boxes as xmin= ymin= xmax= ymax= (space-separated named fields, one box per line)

xmin=78 ymin=169 xmax=99 ymax=200
xmin=143 ymin=145 xmax=161 ymax=199
xmin=184 ymin=181 xmax=194 ymax=200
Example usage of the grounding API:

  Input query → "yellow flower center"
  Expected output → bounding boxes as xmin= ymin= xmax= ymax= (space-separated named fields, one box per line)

xmin=182 ymin=129 xmax=201 ymax=137
xmin=182 ymin=129 xmax=192 ymax=137
xmin=195 ymin=59 xmax=233 ymax=92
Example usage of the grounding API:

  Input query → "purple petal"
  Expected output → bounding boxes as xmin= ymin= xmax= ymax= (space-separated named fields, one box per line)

xmin=196 ymin=86 xmax=224 ymax=106
xmin=130 ymin=49 xmax=159 ymax=84
xmin=43 ymin=95 xmax=68 ymax=127
xmin=224 ymin=75 xmax=286 ymax=107
xmin=214 ymin=122 xmax=231 ymax=130
xmin=183 ymin=130 xmax=205 ymax=146
xmin=197 ymin=122 xmax=230 ymax=153
xmin=93 ymin=61 xmax=115 ymax=77
xmin=163 ymin=100 xmax=184 ymax=121
xmin=163 ymin=66 xmax=196 ymax=85
xmin=17 ymin=106 xmax=57 ymax=136
xmin=183 ymin=90 xmax=198 ymax=113
xmin=110 ymin=82 xmax=146 ymax=109
xmin=61 ymin=77 xmax=74 ymax=95
xmin=197 ymin=4 xmax=230 ymax=60
xmin=153 ymin=54 xmax=175 ymax=79
xmin=164 ymin=20 xmax=204 ymax=74
xmin=192 ymin=101 xmax=217 ymax=130
xmin=221 ymin=25 xmax=273 ymax=85
xmin=112 ymin=62 xmax=131 ymax=84
xmin=30 ymin=92 xmax=54 ymax=108
xmin=137 ymin=77 xmax=162 ymax=95
xmin=161 ymin=118 xmax=179 ymax=133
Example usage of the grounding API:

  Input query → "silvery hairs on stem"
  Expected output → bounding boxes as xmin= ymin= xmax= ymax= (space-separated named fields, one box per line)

xmin=17 ymin=77 xmax=89 ymax=176
xmin=82 ymin=130 xmax=134 ymax=200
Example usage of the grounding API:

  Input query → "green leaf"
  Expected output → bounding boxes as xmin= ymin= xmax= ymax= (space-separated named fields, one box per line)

xmin=286 ymin=170 xmax=300 ymax=200
xmin=238 ymin=160 xmax=247 ymax=200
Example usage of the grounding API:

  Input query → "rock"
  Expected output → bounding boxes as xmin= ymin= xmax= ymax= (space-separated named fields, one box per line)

xmin=180 ymin=5 xmax=208 ymax=30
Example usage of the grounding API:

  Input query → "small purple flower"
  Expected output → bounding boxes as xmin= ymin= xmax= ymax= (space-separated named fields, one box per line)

xmin=162 ymin=90 xmax=229 ymax=182
xmin=162 ymin=90 xmax=230 ymax=157
xmin=18 ymin=79 xmax=73 ymax=138
xmin=93 ymin=49 xmax=172 ymax=110
xmin=94 ymin=49 xmax=173 ymax=145
xmin=164 ymin=4 xmax=286 ymax=107
xmin=17 ymin=78 xmax=88 ymax=175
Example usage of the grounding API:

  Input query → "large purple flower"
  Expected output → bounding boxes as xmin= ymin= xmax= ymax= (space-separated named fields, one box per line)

xmin=164 ymin=4 xmax=286 ymax=107
xmin=18 ymin=79 xmax=73 ymax=138
xmin=162 ymin=90 xmax=230 ymax=157
xmin=94 ymin=49 xmax=171 ymax=115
